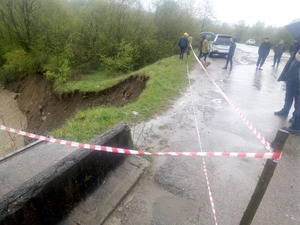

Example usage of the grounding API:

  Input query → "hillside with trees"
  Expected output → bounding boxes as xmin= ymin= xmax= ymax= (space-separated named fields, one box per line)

xmin=0 ymin=0 xmax=293 ymax=87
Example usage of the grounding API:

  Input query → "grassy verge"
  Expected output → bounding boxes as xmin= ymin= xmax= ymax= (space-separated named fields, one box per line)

xmin=55 ymin=69 xmax=128 ymax=93
xmin=51 ymin=55 xmax=196 ymax=141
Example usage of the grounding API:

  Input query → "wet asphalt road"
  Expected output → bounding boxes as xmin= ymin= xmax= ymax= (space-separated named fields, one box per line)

xmin=104 ymin=44 xmax=297 ymax=225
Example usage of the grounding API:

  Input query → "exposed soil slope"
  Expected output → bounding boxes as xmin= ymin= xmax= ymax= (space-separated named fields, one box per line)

xmin=13 ymin=74 xmax=148 ymax=134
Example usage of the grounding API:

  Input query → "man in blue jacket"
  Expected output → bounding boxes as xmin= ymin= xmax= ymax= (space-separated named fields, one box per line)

xmin=179 ymin=33 xmax=188 ymax=59
xmin=223 ymin=37 xmax=236 ymax=70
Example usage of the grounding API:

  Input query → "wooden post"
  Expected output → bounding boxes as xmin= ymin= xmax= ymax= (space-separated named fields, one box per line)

xmin=239 ymin=129 xmax=289 ymax=225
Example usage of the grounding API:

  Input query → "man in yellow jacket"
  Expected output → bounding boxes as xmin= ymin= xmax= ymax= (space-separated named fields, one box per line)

xmin=199 ymin=35 xmax=209 ymax=62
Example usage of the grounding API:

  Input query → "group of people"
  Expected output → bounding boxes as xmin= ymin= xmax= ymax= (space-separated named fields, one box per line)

xmin=178 ymin=32 xmax=213 ymax=62
xmin=257 ymin=36 xmax=300 ymax=134
xmin=255 ymin=37 xmax=287 ymax=70
xmin=179 ymin=32 xmax=296 ymax=73
xmin=179 ymin=31 xmax=300 ymax=134
xmin=179 ymin=32 xmax=237 ymax=70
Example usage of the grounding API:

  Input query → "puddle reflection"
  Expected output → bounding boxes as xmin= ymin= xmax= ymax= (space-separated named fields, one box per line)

xmin=253 ymin=69 xmax=262 ymax=90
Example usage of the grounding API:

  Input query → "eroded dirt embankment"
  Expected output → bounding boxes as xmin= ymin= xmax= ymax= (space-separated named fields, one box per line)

xmin=2 ymin=74 xmax=148 ymax=155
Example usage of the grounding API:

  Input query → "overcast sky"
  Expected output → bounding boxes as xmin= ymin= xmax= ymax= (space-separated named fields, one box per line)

xmin=213 ymin=0 xmax=298 ymax=27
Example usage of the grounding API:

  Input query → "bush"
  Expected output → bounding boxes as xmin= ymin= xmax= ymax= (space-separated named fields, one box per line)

xmin=45 ymin=59 xmax=71 ymax=88
xmin=0 ymin=49 xmax=40 ymax=85
xmin=102 ymin=41 xmax=138 ymax=73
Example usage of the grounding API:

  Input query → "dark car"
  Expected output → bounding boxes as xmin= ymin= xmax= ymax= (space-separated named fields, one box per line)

xmin=200 ymin=31 xmax=215 ymax=41
xmin=208 ymin=34 xmax=233 ymax=57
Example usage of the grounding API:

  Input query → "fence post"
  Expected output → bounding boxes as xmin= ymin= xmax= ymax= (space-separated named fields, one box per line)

xmin=239 ymin=129 xmax=289 ymax=225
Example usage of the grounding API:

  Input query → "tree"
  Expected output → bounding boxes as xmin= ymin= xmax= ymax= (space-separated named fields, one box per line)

xmin=0 ymin=0 xmax=293 ymax=86
xmin=37 ymin=0 xmax=73 ymax=79
xmin=234 ymin=20 xmax=248 ymax=42
xmin=154 ymin=0 xmax=187 ymax=55
xmin=198 ymin=0 xmax=215 ymax=32
xmin=0 ymin=0 xmax=40 ymax=52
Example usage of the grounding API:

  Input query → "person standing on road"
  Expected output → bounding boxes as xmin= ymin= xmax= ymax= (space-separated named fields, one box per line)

xmin=223 ymin=37 xmax=236 ymax=70
xmin=275 ymin=47 xmax=300 ymax=121
xmin=179 ymin=32 xmax=189 ymax=59
xmin=199 ymin=35 xmax=209 ymax=62
xmin=198 ymin=35 xmax=205 ymax=59
xmin=283 ymin=47 xmax=300 ymax=134
xmin=272 ymin=39 xmax=286 ymax=67
xmin=256 ymin=37 xmax=271 ymax=70
xmin=290 ymin=39 xmax=299 ymax=55
xmin=186 ymin=33 xmax=193 ymax=56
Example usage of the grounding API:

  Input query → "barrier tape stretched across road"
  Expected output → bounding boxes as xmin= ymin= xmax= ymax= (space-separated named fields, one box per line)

xmin=0 ymin=48 xmax=280 ymax=160
xmin=0 ymin=125 xmax=281 ymax=160
xmin=191 ymin=48 xmax=272 ymax=152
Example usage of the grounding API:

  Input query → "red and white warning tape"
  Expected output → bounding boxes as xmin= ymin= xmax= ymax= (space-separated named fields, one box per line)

xmin=191 ymin=48 xmax=272 ymax=152
xmin=0 ymin=125 xmax=281 ymax=160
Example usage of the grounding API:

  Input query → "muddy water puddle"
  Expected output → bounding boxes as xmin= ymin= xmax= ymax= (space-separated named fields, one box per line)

xmin=0 ymin=90 xmax=27 ymax=157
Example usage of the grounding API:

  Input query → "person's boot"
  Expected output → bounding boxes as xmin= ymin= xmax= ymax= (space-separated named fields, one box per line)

xmin=289 ymin=116 xmax=295 ymax=123
xmin=274 ymin=109 xmax=289 ymax=116
xmin=285 ymin=116 xmax=300 ymax=135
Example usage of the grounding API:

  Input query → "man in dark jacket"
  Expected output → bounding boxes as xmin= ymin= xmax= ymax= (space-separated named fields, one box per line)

xmin=272 ymin=39 xmax=286 ymax=67
xmin=284 ymin=49 xmax=300 ymax=134
xmin=275 ymin=39 xmax=300 ymax=120
xmin=290 ymin=39 xmax=299 ymax=55
xmin=275 ymin=50 xmax=300 ymax=120
xmin=179 ymin=33 xmax=188 ymax=59
xmin=256 ymin=37 xmax=271 ymax=70
xmin=223 ymin=37 xmax=236 ymax=70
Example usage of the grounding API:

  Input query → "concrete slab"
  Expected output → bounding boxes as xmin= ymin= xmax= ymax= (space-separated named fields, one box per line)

xmin=0 ymin=141 xmax=77 ymax=197
xmin=0 ymin=123 xmax=149 ymax=225
xmin=59 ymin=155 xmax=149 ymax=225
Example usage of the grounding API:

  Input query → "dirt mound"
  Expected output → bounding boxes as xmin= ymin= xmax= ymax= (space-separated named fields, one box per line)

xmin=14 ymin=74 xmax=148 ymax=135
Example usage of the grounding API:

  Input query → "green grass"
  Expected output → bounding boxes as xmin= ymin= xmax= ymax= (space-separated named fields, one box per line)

xmin=55 ymin=70 xmax=128 ymax=93
xmin=51 ymin=55 xmax=196 ymax=141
